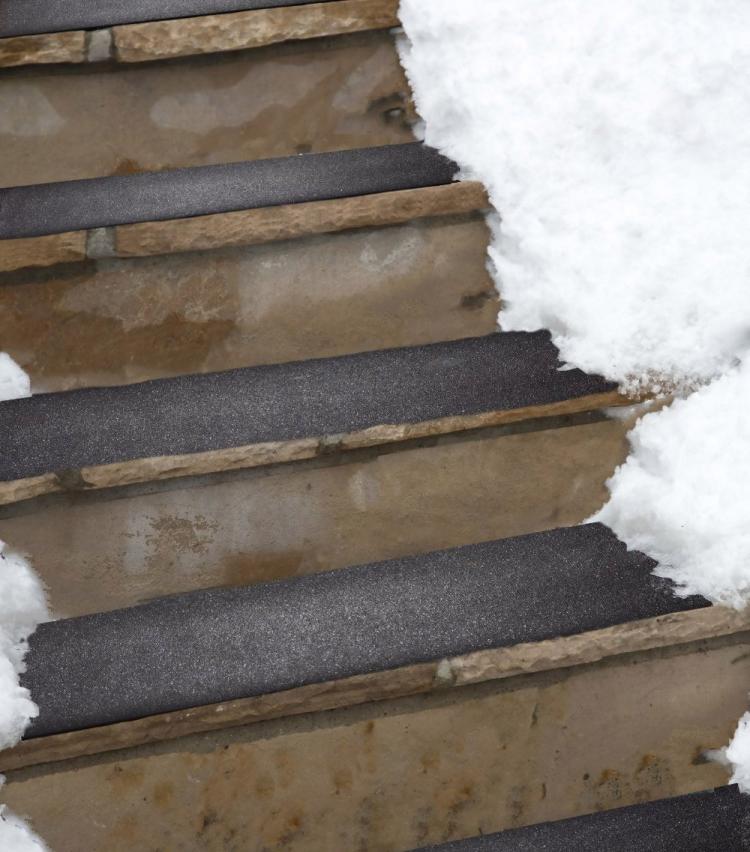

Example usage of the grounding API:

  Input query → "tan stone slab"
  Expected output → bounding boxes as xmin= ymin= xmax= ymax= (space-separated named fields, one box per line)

xmin=114 ymin=182 xmax=490 ymax=258
xmin=0 ymin=392 xmax=628 ymax=507
xmin=0 ymin=231 xmax=86 ymax=273
xmin=114 ymin=0 xmax=400 ymax=63
xmin=2 ymin=217 xmax=497 ymax=392
xmin=3 ymin=606 xmax=747 ymax=774
xmin=0 ymin=418 xmax=630 ymax=616
xmin=3 ymin=634 xmax=742 ymax=849
xmin=0 ymin=32 xmax=86 ymax=68
xmin=0 ymin=30 xmax=414 ymax=187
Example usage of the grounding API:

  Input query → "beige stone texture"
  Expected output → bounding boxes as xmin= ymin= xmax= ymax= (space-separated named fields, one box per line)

xmin=4 ymin=637 xmax=742 ymax=850
xmin=115 ymin=0 xmax=400 ymax=63
xmin=0 ymin=30 xmax=414 ymax=187
xmin=0 ymin=417 xmax=629 ymax=617
xmin=113 ymin=183 xmax=490 ymax=258
xmin=0 ymin=32 xmax=86 ymax=68
xmin=0 ymin=217 xmax=496 ymax=392
xmin=0 ymin=231 xmax=86 ymax=272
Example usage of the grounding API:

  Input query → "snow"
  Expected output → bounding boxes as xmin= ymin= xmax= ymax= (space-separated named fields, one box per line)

xmin=595 ymin=361 xmax=750 ymax=608
xmin=726 ymin=713 xmax=750 ymax=794
xmin=399 ymin=0 xmax=750 ymax=394
xmin=399 ymin=0 xmax=750 ymax=789
xmin=0 ymin=359 xmax=48 ymax=846
xmin=0 ymin=354 xmax=30 ymax=403
xmin=0 ymin=807 xmax=48 ymax=852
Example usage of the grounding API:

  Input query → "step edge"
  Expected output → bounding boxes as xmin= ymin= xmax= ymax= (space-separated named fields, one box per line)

xmin=0 ymin=390 xmax=629 ymax=507
xmin=0 ymin=183 xmax=487 ymax=273
xmin=3 ymin=604 xmax=744 ymax=773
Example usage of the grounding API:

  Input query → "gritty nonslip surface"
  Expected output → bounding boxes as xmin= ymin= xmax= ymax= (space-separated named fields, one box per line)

xmin=0 ymin=332 xmax=615 ymax=484
xmin=0 ymin=143 xmax=456 ymax=239
xmin=21 ymin=523 xmax=706 ymax=737
xmin=0 ymin=0 xmax=341 ymax=38
xmin=415 ymin=785 xmax=749 ymax=851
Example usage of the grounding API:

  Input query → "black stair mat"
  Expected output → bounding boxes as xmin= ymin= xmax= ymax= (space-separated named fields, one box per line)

xmin=0 ymin=0 xmax=343 ymax=39
xmin=0 ymin=143 xmax=456 ymax=239
xmin=414 ymin=785 xmax=748 ymax=851
xmin=0 ymin=332 xmax=615 ymax=484
xmin=21 ymin=523 xmax=706 ymax=738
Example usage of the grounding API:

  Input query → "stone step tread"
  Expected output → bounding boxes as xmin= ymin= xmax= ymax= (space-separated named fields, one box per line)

xmin=0 ymin=332 xmax=622 ymax=504
xmin=0 ymin=143 xmax=454 ymax=240
xmin=415 ymin=786 xmax=747 ymax=851
xmin=21 ymin=522 xmax=706 ymax=740
xmin=0 ymin=0 xmax=334 ymax=38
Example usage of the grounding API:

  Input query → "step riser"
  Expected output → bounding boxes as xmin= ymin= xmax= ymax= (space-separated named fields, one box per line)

xmin=0 ymin=30 xmax=412 ymax=187
xmin=0 ymin=418 xmax=628 ymax=617
xmin=1 ymin=215 xmax=495 ymax=392
xmin=3 ymin=636 xmax=742 ymax=851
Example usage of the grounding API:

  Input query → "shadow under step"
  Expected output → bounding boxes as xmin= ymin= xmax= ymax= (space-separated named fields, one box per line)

xmin=414 ymin=786 xmax=749 ymax=851
xmin=0 ymin=143 xmax=486 ymax=272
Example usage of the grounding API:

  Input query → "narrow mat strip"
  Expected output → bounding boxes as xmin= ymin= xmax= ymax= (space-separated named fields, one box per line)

xmin=0 ymin=0 xmax=340 ymax=38
xmin=0 ymin=143 xmax=456 ymax=239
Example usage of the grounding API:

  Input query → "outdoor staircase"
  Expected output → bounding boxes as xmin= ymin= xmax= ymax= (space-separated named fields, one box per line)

xmin=1 ymin=2 xmax=748 ymax=850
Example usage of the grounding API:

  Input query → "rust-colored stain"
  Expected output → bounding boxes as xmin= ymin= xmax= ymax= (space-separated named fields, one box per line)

xmin=152 ymin=781 xmax=174 ymax=809
xmin=220 ymin=551 xmax=309 ymax=589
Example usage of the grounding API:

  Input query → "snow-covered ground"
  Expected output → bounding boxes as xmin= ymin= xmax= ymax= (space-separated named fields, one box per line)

xmin=0 ymin=356 xmax=48 ymax=849
xmin=399 ymin=0 xmax=750 ymax=789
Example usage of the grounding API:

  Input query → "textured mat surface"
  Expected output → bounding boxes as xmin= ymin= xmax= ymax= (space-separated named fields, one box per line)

xmin=414 ymin=786 xmax=749 ymax=851
xmin=0 ymin=0 xmax=339 ymax=38
xmin=0 ymin=143 xmax=456 ymax=239
xmin=22 ymin=523 xmax=707 ymax=737
xmin=0 ymin=332 xmax=615 ymax=483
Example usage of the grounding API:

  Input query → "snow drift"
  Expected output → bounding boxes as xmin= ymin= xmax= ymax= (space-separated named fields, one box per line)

xmin=399 ymin=0 xmax=750 ymax=788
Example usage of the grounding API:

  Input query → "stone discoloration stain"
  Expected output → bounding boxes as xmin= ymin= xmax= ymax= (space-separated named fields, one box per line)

xmin=4 ymin=642 xmax=730 ymax=850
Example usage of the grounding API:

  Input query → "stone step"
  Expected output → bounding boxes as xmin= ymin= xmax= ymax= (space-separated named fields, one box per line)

xmin=413 ymin=786 xmax=747 ymax=851
xmin=0 ymin=2 xmax=406 ymax=187
xmin=2 ymin=525 xmax=746 ymax=850
xmin=0 ymin=143 xmax=491 ymax=392
xmin=0 ymin=333 xmax=629 ymax=616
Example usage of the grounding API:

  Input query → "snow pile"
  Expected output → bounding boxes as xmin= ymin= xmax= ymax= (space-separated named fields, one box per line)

xmin=0 ymin=355 xmax=30 ymax=403
xmin=595 ymin=362 xmax=750 ymax=608
xmin=399 ymin=0 xmax=750 ymax=392
xmin=0 ymin=544 xmax=49 ymax=850
xmin=0 ymin=359 xmax=49 ymax=847
xmin=399 ymin=0 xmax=750 ymax=788
xmin=0 ymin=807 xmax=48 ymax=852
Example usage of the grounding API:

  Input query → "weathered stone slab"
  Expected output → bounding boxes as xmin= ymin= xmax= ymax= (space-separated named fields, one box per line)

xmin=0 ymin=30 xmax=414 ymax=187
xmin=0 ymin=231 xmax=86 ymax=272
xmin=113 ymin=183 xmax=489 ymax=257
xmin=114 ymin=0 xmax=400 ymax=63
xmin=0 ymin=31 xmax=86 ymax=67
xmin=1 ymin=217 xmax=496 ymax=391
